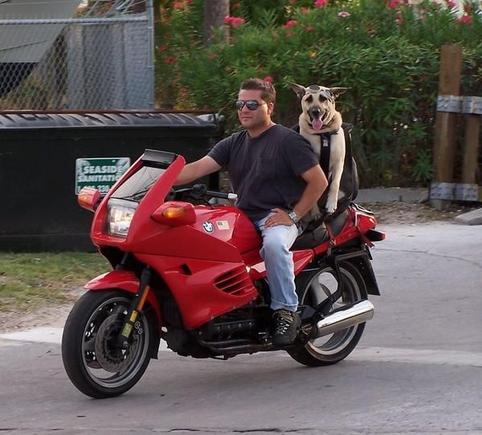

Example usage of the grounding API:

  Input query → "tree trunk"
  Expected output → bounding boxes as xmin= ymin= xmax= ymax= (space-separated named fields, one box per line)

xmin=203 ymin=0 xmax=230 ymax=46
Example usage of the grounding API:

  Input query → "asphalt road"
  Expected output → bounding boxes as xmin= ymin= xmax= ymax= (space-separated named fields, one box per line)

xmin=1 ymin=221 xmax=481 ymax=435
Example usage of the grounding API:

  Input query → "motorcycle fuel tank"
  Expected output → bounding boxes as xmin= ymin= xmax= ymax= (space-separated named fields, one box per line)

xmin=191 ymin=206 xmax=261 ymax=255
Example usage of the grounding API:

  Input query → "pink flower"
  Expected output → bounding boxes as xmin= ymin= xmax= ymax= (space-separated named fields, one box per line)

xmin=314 ymin=0 xmax=328 ymax=8
xmin=388 ymin=0 xmax=401 ymax=9
xmin=395 ymin=10 xmax=404 ymax=25
xmin=458 ymin=14 xmax=472 ymax=24
xmin=283 ymin=19 xmax=298 ymax=29
xmin=338 ymin=11 xmax=351 ymax=18
xmin=446 ymin=0 xmax=456 ymax=8
xmin=223 ymin=16 xmax=246 ymax=28
xmin=300 ymin=6 xmax=310 ymax=14
xmin=173 ymin=1 xmax=186 ymax=10
xmin=263 ymin=76 xmax=274 ymax=83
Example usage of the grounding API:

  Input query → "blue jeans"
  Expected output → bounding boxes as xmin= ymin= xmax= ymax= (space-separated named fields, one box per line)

xmin=255 ymin=214 xmax=300 ymax=312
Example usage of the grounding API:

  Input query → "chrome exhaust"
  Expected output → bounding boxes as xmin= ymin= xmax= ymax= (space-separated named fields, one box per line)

xmin=313 ymin=300 xmax=374 ymax=338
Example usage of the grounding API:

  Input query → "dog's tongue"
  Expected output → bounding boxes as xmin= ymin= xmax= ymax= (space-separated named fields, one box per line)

xmin=312 ymin=119 xmax=323 ymax=131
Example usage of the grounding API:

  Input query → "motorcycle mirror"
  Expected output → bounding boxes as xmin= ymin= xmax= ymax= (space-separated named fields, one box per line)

xmin=78 ymin=187 xmax=102 ymax=212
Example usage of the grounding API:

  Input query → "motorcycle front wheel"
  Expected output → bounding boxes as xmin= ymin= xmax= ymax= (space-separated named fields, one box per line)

xmin=62 ymin=290 xmax=156 ymax=398
xmin=289 ymin=261 xmax=368 ymax=366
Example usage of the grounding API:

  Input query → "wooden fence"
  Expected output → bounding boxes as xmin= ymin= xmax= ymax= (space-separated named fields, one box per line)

xmin=430 ymin=44 xmax=481 ymax=209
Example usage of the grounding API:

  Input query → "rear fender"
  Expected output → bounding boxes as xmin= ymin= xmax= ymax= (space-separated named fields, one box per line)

xmin=85 ymin=270 xmax=162 ymax=324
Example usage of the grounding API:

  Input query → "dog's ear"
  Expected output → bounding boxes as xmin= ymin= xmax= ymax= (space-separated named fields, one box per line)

xmin=329 ymin=87 xmax=349 ymax=99
xmin=290 ymin=83 xmax=306 ymax=100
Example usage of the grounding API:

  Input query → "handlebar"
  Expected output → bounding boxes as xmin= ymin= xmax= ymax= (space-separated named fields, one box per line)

xmin=205 ymin=190 xmax=238 ymax=201
xmin=173 ymin=184 xmax=237 ymax=202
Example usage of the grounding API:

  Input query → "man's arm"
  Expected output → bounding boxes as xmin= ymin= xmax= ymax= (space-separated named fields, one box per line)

xmin=174 ymin=156 xmax=222 ymax=186
xmin=265 ymin=164 xmax=327 ymax=227
xmin=292 ymin=164 xmax=328 ymax=218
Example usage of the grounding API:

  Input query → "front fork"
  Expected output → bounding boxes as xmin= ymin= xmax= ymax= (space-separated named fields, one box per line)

xmin=118 ymin=267 xmax=152 ymax=349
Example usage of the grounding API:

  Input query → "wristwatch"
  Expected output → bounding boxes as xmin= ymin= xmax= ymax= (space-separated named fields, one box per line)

xmin=288 ymin=210 xmax=300 ymax=224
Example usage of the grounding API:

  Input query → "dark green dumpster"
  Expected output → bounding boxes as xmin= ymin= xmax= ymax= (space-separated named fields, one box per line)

xmin=0 ymin=111 xmax=223 ymax=251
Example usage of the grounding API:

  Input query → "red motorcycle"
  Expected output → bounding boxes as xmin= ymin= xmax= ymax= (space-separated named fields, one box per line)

xmin=62 ymin=149 xmax=384 ymax=398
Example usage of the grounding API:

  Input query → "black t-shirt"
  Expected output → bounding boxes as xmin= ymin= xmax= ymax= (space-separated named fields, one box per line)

xmin=208 ymin=124 xmax=318 ymax=221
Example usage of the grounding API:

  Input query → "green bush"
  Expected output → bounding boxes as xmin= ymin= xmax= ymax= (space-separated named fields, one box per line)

xmin=155 ymin=0 xmax=482 ymax=186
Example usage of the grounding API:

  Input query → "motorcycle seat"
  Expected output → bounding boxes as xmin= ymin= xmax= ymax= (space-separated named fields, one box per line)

xmin=291 ymin=210 xmax=348 ymax=250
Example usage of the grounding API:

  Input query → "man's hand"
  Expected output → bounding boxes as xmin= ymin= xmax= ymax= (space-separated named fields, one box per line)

xmin=265 ymin=208 xmax=295 ymax=227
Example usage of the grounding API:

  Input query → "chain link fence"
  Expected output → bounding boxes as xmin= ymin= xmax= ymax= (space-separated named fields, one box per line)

xmin=0 ymin=0 xmax=154 ymax=110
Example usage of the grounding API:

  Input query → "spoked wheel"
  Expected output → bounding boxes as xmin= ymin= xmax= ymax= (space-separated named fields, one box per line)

xmin=62 ymin=290 xmax=156 ymax=398
xmin=289 ymin=262 xmax=368 ymax=366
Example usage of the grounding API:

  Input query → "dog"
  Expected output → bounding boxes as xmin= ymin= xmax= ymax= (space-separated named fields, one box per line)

xmin=291 ymin=83 xmax=348 ymax=216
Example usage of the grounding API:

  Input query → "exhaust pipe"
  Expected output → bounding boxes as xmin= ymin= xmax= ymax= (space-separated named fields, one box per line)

xmin=314 ymin=300 xmax=374 ymax=338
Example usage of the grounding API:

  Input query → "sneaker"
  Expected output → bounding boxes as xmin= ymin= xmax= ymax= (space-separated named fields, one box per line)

xmin=272 ymin=309 xmax=301 ymax=346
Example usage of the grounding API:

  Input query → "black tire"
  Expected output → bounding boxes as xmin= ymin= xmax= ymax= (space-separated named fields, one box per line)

xmin=289 ymin=261 xmax=368 ymax=367
xmin=62 ymin=290 xmax=156 ymax=399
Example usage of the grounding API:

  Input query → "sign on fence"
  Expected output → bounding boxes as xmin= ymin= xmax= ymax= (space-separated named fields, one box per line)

xmin=75 ymin=157 xmax=130 ymax=194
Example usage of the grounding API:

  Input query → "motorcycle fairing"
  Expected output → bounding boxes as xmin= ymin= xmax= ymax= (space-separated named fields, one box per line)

xmin=85 ymin=270 xmax=162 ymax=323
xmin=123 ymin=206 xmax=261 ymax=261
xmin=133 ymin=249 xmax=314 ymax=330
xmin=135 ymin=253 xmax=258 ymax=329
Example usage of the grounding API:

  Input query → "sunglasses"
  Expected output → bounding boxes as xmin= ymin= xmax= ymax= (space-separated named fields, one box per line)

xmin=235 ymin=100 xmax=266 ymax=111
xmin=306 ymin=84 xmax=332 ymax=99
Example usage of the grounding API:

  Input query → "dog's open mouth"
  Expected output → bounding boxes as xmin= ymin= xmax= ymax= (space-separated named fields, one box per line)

xmin=308 ymin=107 xmax=325 ymax=131
xmin=311 ymin=118 xmax=323 ymax=131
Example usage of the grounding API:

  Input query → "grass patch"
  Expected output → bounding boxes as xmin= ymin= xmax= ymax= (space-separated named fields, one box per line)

xmin=0 ymin=252 xmax=109 ymax=313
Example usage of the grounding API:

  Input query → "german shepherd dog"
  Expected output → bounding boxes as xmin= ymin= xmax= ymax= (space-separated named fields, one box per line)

xmin=291 ymin=83 xmax=348 ymax=216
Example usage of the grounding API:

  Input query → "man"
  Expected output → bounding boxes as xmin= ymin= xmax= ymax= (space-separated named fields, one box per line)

xmin=175 ymin=78 xmax=327 ymax=345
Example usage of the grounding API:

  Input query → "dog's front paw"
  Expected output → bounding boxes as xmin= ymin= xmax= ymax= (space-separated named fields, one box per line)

xmin=325 ymin=201 xmax=337 ymax=215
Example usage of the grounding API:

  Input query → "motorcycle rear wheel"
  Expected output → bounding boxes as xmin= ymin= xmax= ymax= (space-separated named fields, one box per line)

xmin=62 ymin=290 xmax=155 ymax=398
xmin=289 ymin=262 xmax=368 ymax=366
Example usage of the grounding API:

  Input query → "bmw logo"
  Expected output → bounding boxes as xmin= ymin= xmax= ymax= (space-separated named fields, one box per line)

xmin=203 ymin=221 xmax=214 ymax=233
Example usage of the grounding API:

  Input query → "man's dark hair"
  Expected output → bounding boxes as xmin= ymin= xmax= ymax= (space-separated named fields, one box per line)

xmin=240 ymin=78 xmax=276 ymax=104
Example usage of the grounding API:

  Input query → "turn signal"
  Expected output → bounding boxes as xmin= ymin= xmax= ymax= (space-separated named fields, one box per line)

xmin=78 ymin=187 xmax=101 ymax=212
xmin=163 ymin=206 xmax=186 ymax=219
xmin=152 ymin=201 xmax=196 ymax=226
xmin=366 ymin=229 xmax=386 ymax=242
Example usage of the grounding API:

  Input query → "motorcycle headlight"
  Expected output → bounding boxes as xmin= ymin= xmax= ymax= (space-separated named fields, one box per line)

xmin=107 ymin=199 xmax=138 ymax=237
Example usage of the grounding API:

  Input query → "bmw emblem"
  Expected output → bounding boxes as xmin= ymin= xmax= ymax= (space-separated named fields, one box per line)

xmin=203 ymin=221 xmax=214 ymax=233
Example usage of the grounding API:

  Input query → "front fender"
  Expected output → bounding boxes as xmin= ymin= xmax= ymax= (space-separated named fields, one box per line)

xmin=85 ymin=270 xmax=162 ymax=324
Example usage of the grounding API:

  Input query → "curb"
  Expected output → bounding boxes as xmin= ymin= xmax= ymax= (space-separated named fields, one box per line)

xmin=357 ymin=188 xmax=427 ymax=204
xmin=454 ymin=208 xmax=482 ymax=226
xmin=357 ymin=187 xmax=481 ymax=225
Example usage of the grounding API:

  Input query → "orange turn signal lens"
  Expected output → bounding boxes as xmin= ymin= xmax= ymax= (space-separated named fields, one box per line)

xmin=152 ymin=201 xmax=196 ymax=226
xmin=162 ymin=206 xmax=186 ymax=219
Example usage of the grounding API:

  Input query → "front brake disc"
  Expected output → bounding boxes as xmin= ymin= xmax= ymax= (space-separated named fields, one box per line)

xmin=94 ymin=314 xmax=140 ymax=373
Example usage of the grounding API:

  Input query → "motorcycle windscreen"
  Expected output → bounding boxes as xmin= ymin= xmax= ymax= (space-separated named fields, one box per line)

xmin=123 ymin=151 xmax=185 ymax=243
xmin=91 ymin=150 xmax=185 ymax=243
